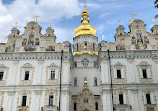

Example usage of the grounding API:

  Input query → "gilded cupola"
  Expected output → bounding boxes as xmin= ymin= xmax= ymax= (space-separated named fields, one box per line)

xmin=74 ymin=9 xmax=97 ymax=37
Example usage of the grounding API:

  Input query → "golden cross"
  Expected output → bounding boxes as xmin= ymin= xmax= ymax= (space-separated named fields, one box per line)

xmin=66 ymin=36 xmax=69 ymax=40
xmin=131 ymin=14 xmax=137 ymax=19
xmin=33 ymin=15 xmax=39 ymax=22
xmin=49 ymin=21 xmax=52 ymax=26
xmin=118 ymin=20 xmax=121 ymax=25
xmin=83 ymin=0 xmax=87 ymax=9
xmin=152 ymin=19 xmax=156 ymax=25
xmin=102 ymin=35 xmax=105 ymax=40
xmin=15 ymin=22 xmax=18 ymax=27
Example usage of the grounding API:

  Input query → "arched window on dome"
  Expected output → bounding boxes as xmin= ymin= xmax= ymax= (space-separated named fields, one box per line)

xmin=77 ymin=44 xmax=79 ymax=51
xmin=84 ymin=43 xmax=87 ymax=50
xmin=94 ymin=77 xmax=97 ymax=86
xmin=93 ymin=43 xmax=95 ymax=51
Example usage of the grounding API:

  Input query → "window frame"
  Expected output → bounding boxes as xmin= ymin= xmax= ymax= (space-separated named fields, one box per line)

xmin=119 ymin=94 xmax=124 ymax=104
xmin=117 ymin=70 xmax=122 ymax=79
xmin=142 ymin=69 xmax=147 ymax=78
xmin=49 ymin=95 xmax=54 ymax=106
xmin=74 ymin=103 xmax=77 ymax=110
xmin=94 ymin=77 xmax=97 ymax=86
xmin=0 ymin=72 xmax=4 ymax=81
xmin=50 ymin=71 xmax=55 ymax=80
xmin=95 ymin=102 xmax=98 ymax=110
xmin=146 ymin=94 xmax=151 ymax=104
xmin=74 ymin=78 xmax=77 ymax=86
xmin=24 ymin=71 xmax=30 ymax=80
xmin=22 ymin=96 xmax=27 ymax=106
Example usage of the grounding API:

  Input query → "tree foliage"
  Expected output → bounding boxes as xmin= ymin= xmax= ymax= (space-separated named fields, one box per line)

xmin=154 ymin=0 xmax=158 ymax=18
xmin=154 ymin=0 xmax=158 ymax=8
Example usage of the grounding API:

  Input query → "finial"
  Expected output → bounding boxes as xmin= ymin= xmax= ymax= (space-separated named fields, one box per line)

xmin=15 ymin=22 xmax=18 ymax=27
xmin=5 ymin=36 xmax=7 ymax=41
xmin=152 ymin=19 xmax=156 ymax=25
xmin=131 ymin=13 xmax=137 ymax=19
xmin=102 ymin=35 xmax=105 ymax=40
xmin=83 ymin=0 xmax=87 ymax=9
xmin=128 ymin=17 xmax=133 ymax=25
xmin=49 ymin=21 xmax=52 ymax=27
xmin=39 ymin=21 xmax=42 ymax=25
xmin=33 ymin=15 xmax=39 ymax=22
xmin=118 ymin=20 xmax=121 ymax=26
xmin=66 ymin=36 xmax=69 ymax=40
xmin=128 ymin=19 xmax=131 ymax=23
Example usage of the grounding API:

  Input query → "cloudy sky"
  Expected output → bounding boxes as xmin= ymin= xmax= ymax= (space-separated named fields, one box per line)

xmin=0 ymin=0 xmax=157 ymax=43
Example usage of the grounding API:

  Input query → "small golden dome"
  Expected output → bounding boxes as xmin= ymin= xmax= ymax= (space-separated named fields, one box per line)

xmin=74 ymin=9 xmax=97 ymax=37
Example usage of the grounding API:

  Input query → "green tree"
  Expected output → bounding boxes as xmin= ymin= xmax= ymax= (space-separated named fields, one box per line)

xmin=154 ymin=0 xmax=158 ymax=18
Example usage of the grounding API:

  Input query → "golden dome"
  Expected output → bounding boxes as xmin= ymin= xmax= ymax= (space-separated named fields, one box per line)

xmin=74 ymin=9 xmax=97 ymax=37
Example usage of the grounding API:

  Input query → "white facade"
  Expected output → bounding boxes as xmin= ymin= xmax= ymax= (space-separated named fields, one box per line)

xmin=0 ymin=9 xmax=158 ymax=111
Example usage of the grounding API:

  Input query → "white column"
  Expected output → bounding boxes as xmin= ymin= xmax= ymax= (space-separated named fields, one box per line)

xmin=37 ymin=60 xmax=44 ymax=84
xmin=100 ymin=60 xmax=109 ymax=83
xmin=12 ymin=61 xmax=19 ymax=85
xmin=61 ymin=91 xmax=70 ymax=111
xmin=131 ymin=90 xmax=139 ymax=111
xmin=7 ymin=92 xmax=14 ymax=111
xmin=34 ymin=91 xmax=41 ymax=111
xmin=102 ymin=90 xmax=112 ymax=111
xmin=61 ymin=60 xmax=70 ymax=84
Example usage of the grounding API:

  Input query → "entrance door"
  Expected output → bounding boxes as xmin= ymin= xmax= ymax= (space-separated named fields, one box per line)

xmin=83 ymin=109 xmax=89 ymax=111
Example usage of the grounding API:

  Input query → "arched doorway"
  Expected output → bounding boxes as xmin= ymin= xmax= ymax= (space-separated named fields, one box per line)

xmin=72 ymin=87 xmax=100 ymax=111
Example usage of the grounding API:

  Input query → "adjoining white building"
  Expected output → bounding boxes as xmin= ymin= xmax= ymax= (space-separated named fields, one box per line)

xmin=0 ymin=7 xmax=158 ymax=111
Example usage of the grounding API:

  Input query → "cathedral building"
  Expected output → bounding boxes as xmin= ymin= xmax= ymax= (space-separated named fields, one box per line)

xmin=0 ymin=7 xmax=158 ymax=111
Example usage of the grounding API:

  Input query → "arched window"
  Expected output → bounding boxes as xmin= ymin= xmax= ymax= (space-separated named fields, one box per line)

xmin=95 ymin=102 xmax=98 ymax=110
xmin=94 ymin=77 xmax=97 ymax=86
xmin=84 ymin=42 xmax=87 ymax=50
xmin=77 ymin=44 xmax=79 ymax=51
xmin=84 ymin=77 xmax=87 ymax=86
xmin=93 ymin=43 xmax=95 ymax=51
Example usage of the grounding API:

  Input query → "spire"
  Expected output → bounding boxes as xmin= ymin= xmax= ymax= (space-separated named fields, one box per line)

xmin=81 ymin=0 xmax=89 ymax=24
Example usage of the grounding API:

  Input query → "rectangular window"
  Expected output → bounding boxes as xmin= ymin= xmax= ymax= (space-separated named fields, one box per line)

xmin=51 ymin=71 xmax=55 ymax=80
xmin=146 ymin=94 xmax=151 ymax=104
xmin=49 ymin=95 xmax=54 ymax=106
xmin=74 ymin=78 xmax=77 ymax=86
xmin=119 ymin=94 xmax=124 ymax=104
xmin=0 ymin=72 xmax=4 ymax=81
xmin=22 ymin=96 xmax=27 ymax=106
xmin=117 ymin=70 xmax=121 ymax=78
xmin=74 ymin=62 xmax=77 ymax=67
xmin=74 ymin=103 xmax=77 ymax=110
xmin=143 ymin=69 xmax=147 ymax=78
xmin=24 ymin=71 xmax=29 ymax=80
